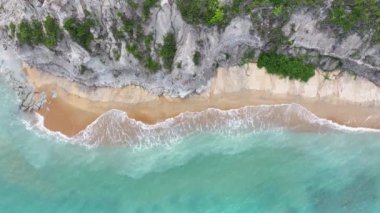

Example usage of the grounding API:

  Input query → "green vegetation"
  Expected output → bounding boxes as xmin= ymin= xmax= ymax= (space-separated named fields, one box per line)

xmin=144 ymin=34 xmax=153 ymax=50
xmin=112 ymin=28 xmax=125 ymax=39
xmin=30 ymin=20 xmax=45 ymax=45
xmin=17 ymin=20 xmax=33 ymax=45
xmin=257 ymin=52 xmax=315 ymax=82
xmin=239 ymin=48 xmax=256 ymax=66
xmin=143 ymin=0 xmax=158 ymax=20
xmin=120 ymin=16 xmax=135 ymax=36
xmin=328 ymin=0 xmax=380 ymax=31
xmin=9 ymin=22 xmax=16 ymax=38
xmin=176 ymin=0 xmax=227 ymax=26
xmin=193 ymin=51 xmax=201 ymax=66
xmin=231 ymin=0 xmax=245 ymax=15
xmin=14 ymin=17 xmax=63 ymax=48
xmin=116 ymin=12 xmax=160 ymax=73
xmin=159 ymin=33 xmax=177 ymax=70
xmin=127 ymin=0 xmax=139 ymax=9
xmin=43 ymin=16 xmax=63 ymax=48
xmin=373 ymin=30 xmax=380 ymax=44
xmin=126 ymin=43 xmax=143 ymax=60
xmin=273 ymin=5 xmax=284 ymax=16
xmin=17 ymin=19 xmax=46 ymax=45
xmin=177 ymin=0 xmax=323 ymax=27
xmin=269 ymin=27 xmax=292 ymax=50
xmin=327 ymin=0 xmax=380 ymax=43
xmin=145 ymin=56 xmax=160 ymax=72
xmin=63 ymin=17 xmax=95 ymax=50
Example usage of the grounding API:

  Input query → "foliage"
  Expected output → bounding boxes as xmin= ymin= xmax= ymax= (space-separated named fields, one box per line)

xmin=63 ymin=17 xmax=95 ymax=50
xmin=144 ymin=34 xmax=153 ymax=52
xmin=117 ymin=13 xmax=160 ymax=73
xmin=30 ymin=20 xmax=45 ymax=45
xmin=239 ymin=0 xmax=322 ymax=18
xmin=121 ymin=16 xmax=135 ymax=36
xmin=143 ymin=0 xmax=158 ymax=20
xmin=373 ymin=30 xmax=380 ymax=44
xmin=145 ymin=56 xmax=160 ymax=73
xmin=273 ymin=5 xmax=283 ymax=16
xmin=43 ymin=16 xmax=63 ymax=48
xmin=15 ymin=17 xmax=63 ymax=48
xmin=176 ymin=0 xmax=227 ymax=26
xmin=126 ymin=43 xmax=143 ymax=60
xmin=231 ymin=0 xmax=245 ymax=15
xmin=257 ymin=52 xmax=315 ymax=82
xmin=268 ymin=27 xmax=291 ymax=50
xmin=159 ymin=32 xmax=177 ymax=70
xmin=127 ymin=0 xmax=139 ymax=10
xmin=177 ymin=0 xmax=322 ymax=27
xmin=326 ymin=0 xmax=380 ymax=43
xmin=112 ymin=28 xmax=125 ymax=39
xmin=17 ymin=20 xmax=33 ymax=45
xmin=193 ymin=51 xmax=201 ymax=66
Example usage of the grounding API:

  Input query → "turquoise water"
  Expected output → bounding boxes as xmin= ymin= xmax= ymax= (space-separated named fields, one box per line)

xmin=1 ymin=80 xmax=380 ymax=212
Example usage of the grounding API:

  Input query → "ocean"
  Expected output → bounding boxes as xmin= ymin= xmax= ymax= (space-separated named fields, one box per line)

xmin=1 ymin=75 xmax=380 ymax=212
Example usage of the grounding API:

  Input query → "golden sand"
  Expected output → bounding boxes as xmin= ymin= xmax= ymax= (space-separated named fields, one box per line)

xmin=24 ymin=64 xmax=380 ymax=137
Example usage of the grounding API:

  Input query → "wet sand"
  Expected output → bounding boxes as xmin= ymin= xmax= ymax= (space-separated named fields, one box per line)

xmin=24 ymin=64 xmax=380 ymax=137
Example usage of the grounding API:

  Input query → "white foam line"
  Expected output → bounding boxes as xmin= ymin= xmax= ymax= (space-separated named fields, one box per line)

xmin=78 ymin=103 xmax=380 ymax=134
xmin=289 ymin=103 xmax=380 ymax=133
xmin=22 ymin=112 xmax=95 ymax=149
xmin=21 ymin=103 xmax=380 ymax=148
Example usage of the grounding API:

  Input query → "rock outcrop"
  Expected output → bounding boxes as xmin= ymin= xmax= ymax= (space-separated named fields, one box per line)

xmin=0 ymin=0 xmax=379 ymax=102
xmin=0 ymin=51 xmax=46 ymax=111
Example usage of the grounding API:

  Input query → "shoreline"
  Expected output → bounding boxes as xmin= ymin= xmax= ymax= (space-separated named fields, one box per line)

xmin=24 ymin=64 xmax=380 ymax=137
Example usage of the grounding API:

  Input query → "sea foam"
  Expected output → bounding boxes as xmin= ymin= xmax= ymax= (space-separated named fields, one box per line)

xmin=25 ymin=103 xmax=379 ymax=148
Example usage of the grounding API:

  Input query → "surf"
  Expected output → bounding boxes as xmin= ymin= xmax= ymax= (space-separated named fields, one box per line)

xmin=27 ymin=103 xmax=380 ymax=148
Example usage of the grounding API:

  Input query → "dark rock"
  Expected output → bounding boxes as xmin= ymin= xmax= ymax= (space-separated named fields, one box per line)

xmin=319 ymin=56 xmax=341 ymax=72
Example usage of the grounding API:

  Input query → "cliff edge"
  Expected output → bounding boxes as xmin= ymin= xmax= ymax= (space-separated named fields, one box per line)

xmin=0 ymin=0 xmax=380 ymax=99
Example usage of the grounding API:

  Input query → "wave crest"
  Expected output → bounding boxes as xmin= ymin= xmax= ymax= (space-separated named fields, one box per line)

xmin=68 ymin=103 xmax=359 ymax=147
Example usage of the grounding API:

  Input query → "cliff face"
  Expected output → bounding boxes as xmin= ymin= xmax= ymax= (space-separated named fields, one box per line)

xmin=0 ymin=0 xmax=380 ymax=98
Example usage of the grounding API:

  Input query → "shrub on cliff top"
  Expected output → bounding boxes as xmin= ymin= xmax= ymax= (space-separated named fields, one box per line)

xmin=17 ymin=19 xmax=45 ymax=45
xmin=30 ymin=20 xmax=45 ymax=45
xmin=160 ymin=32 xmax=177 ymax=70
xmin=43 ymin=16 xmax=63 ymax=48
xmin=145 ymin=56 xmax=160 ymax=73
xmin=257 ymin=52 xmax=315 ymax=82
xmin=64 ymin=17 xmax=95 ymax=50
xmin=17 ymin=20 xmax=33 ymax=45
xmin=143 ymin=0 xmax=158 ymax=20
xmin=326 ymin=0 xmax=380 ymax=44
xmin=176 ymin=0 xmax=227 ymax=26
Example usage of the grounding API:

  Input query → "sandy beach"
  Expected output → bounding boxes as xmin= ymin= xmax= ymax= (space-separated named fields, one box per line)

xmin=24 ymin=64 xmax=380 ymax=137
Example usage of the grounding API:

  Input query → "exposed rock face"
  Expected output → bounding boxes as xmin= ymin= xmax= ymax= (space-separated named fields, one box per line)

xmin=0 ymin=52 xmax=46 ymax=111
xmin=282 ymin=8 xmax=380 ymax=85
xmin=0 ymin=0 xmax=379 ymax=101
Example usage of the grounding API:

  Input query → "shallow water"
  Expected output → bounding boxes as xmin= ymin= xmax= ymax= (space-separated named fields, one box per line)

xmin=1 ymin=78 xmax=380 ymax=212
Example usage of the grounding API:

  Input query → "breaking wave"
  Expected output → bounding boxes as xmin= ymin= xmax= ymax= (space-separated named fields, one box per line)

xmin=34 ymin=103 xmax=375 ymax=148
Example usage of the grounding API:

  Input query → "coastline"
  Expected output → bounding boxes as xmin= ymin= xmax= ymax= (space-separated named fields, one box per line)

xmin=24 ymin=64 xmax=380 ymax=137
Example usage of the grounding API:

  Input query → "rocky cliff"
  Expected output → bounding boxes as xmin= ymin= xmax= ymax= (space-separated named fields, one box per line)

xmin=0 ymin=0 xmax=380 ymax=98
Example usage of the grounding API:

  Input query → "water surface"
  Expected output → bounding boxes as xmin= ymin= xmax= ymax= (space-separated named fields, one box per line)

xmin=0 ymin=78 xmax=380 ymax=212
